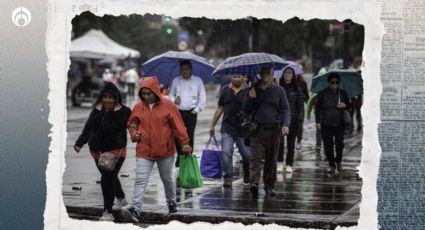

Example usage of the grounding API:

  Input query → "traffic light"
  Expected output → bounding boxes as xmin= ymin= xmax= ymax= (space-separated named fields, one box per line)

xmin=163 ymin=16 xmax=173 ymax=35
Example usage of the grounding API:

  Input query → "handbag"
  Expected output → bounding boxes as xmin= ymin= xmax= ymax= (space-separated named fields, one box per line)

xmin=98 ymin=149 xmax=122 ymax=172
xmin=200 ymin=135 xmax=223 ymax=178
xmin=179 ymin=154 xmax=203 ymax=189
xmin=339 ymin=90 xmax=352 ymax=126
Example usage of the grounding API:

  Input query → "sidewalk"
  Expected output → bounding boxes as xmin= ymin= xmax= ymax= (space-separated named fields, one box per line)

xmin=63 ymin=83 xmax=363 ymax=229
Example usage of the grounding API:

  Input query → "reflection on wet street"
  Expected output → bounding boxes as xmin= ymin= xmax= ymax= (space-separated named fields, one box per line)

xmin=63 ymin=84 xmax=362 ymax=228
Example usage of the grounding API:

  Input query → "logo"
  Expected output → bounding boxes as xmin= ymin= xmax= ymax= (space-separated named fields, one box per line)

xmin=12 ymin=7 xmax=31 ymax=27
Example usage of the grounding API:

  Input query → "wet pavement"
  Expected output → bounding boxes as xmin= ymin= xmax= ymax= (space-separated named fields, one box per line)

xmin=63 ymin=81 xmax=363 ymax=229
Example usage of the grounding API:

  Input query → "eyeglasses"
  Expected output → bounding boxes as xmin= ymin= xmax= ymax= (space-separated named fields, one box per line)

xmin=141 ymin=92 xmax=153 ymax=96
xmin=330 ymin=81 xmax=339 ymax=85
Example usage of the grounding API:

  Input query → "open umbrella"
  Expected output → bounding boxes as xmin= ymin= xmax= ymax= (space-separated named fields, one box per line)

xmin=273 ymin=61 xmax=304 ymax=79
xmin=142 ymin=51 xmax=215 ymax=86
xmin=310 ymin=70 xmax=363 ymax=98
xmin=212 ymin=52 xmax=289 ymax=77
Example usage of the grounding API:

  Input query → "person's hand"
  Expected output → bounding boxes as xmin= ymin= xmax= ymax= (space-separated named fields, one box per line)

xmin=316 ymin=123 xmax=321 ymax=129
xmin=282 ymin=127 xmax=289 ymax=136
xmin=134 ymin=131 xmax=141 ymax=142
xmin=248 ymin=87 xmax=256 ymax=99
xmin=191 ymin=110 xmax=198 ymax=115
xmin=336 ymin=102 xmax=347 ymax=109
xmin=181 ymin=144 xmax=193 ymax=154
xmin=209 ymin=126 xmax=215 ymax=136
xmin=74 ymin=145 xmax=81 ymax=153
xmin=174 ymin=96 xmax=181 ymax=105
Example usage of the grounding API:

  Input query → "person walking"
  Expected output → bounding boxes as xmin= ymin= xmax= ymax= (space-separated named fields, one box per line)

xmin=209 ymin=74 xmax=251 ymax=188
xmin=121 ymin=77 xmax=192 ymax=223
xmin=168 ymin=60 xmax=206 ymax=167
xmin=277 ymin=67 xmax=305 ymax=173
xmin=306 ymin=92 xmax=323 ymax=154
xmin=74 ymin=82 xmax=132 ymax=221
xmin=315 ymin=73 xmax=350 ymax=173
xmin=125 ymin=66 xmax=139 ymax=98
xmin=244 ymin=64 xmax=290 ymax=197
xmin=295 ymin=74 xmax=309 ymax=150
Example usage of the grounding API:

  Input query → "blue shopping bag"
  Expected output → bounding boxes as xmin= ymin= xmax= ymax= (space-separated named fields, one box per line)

xmin=200 ymin=135 xmax=223 ymax=178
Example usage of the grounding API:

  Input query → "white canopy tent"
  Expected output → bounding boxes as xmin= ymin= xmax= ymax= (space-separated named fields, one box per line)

xmin=70 ymin=29 xmax=140 ymax=60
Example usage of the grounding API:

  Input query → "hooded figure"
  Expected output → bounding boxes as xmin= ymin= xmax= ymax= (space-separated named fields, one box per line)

xmin=74 ymin=82 xmax=132 ymax=221
xmin=122 ymin=77 xmax=191 ymax=223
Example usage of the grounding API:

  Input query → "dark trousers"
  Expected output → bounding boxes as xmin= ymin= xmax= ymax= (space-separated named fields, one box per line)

xmin=321 ymin=125 xmax=345 ymax=167
xmin=250 ymin=127 xmax=281 ymax=189
xmin=175 ymin=110 xmax=197 ymax=167
xmin=296 ymin=121 xmax=304 ymax=143
xmin=278 ymin=121 xmax=299 ymax=166
xmin=95 ymin=157 xmax=125 ymax=212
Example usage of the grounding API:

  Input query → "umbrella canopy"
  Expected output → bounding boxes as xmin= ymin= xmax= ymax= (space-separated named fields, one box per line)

xmin=212 ymin=52 xmax=289 ymax=77
xmin=70 ymin=29 xmax=140 ymax=59
xmin=142 ymin=51 xmax=215 ymax=86
xmin=311 ymin=70 xmax=363 ymax=98
xmin=273 ymin=61 xmax=304 ymax=79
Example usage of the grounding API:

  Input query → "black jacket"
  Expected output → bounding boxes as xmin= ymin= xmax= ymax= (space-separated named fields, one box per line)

xmin=243 ymin=83 xmax=291 ymax=128
xmin=75 ymin=83 xmax=132 ymax=152
xmin=315 ymin=87 xmax=350 ymax=127
xmin=281 ymin=83 xmax=305 ymax=123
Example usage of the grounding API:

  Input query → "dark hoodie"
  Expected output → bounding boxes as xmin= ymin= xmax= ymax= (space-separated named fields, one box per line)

xmin=75 ymin=82 xmax=132 ymax=152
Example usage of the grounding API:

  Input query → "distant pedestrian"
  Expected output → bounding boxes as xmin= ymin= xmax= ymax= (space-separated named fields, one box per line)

xmin=168 ymin=60 xmax=206 ymax=167
xmin=244 ymin=64 xmax=290 ymax=197
xmin=122 ymin=77 xmax=192 ymax=223
xmin=315 ymin=73 xmax=350 ymax=173
xmin=209 ymin=74 xmax=251 ymax=188
xmin=277 ymin=67 xmax=305 ymax=174
xmin=306 ymin=92 xmax=323 ymax=154
xmin=295 ymin=74 xmax=309 ymax=150
xmin=350 ymin=94 xmax=363 ymax=131
xmin=74 ymin=82 xmax=132 ymax=221
xmin=125 ymin=67 xmax=139 ymax=98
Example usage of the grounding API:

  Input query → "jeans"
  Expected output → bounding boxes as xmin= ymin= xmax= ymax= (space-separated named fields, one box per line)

xmin=95 ymin=157 xmax=125 ymax=212
xmin=131 ymin=156 xmax=176 ymax=213
xmin=221 ymin=132 xmax=251 ymax=181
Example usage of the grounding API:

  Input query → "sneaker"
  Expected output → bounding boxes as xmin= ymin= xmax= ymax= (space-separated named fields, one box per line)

xmin=277 ymin=163 xmax=284 ymax=172
xmin=327 ymin=167 xmax=336 ymax=174
xmin=223 ymin=180 xmax=232 ymax=188
xmin=99 ymin=210 xmax=114 ymax=221
xmin=285 ymin=165 xmax=293 ymax=173
xmin=168 ymin=202 xmax=178 ymax=214
xmin=336 ymin=164 xmax=343 ymax=173
xmin=113 ymin=197 xmax=128 ymax=209
xmin=315 ymin=145 xmax=321 ymax=153
xmin=250 ymin=185 xmax=259 ymax=197
xmin=121 ymin=207 xmax=139 ymax=223
xmin=264 ymin=187 xmax=276 ymax=197
xmin=296 ymin=142 xmax=302 ymax=150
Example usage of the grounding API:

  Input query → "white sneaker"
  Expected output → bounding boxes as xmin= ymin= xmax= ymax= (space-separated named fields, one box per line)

xmin=277 ymin=163 xmax=284 ymax=172
xmin=99 ymin=211 xmax=114 ymax=221
xmin=113 ymin=197 xmax=128 ymax=209
xmin=285 ymin=165 xmax=293 ymax=173
xmin=296 ymin=143 xmax=302 ymax=150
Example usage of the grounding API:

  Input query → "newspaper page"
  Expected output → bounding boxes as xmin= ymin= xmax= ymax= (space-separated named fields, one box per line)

xmin=378 ymin=0 xmax=425 ymax=228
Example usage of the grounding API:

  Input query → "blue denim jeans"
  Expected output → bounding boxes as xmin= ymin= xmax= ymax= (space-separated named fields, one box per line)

xmin=131 ymin=156 xmax=176 ymax=213
xmin=221 ymin=132 xmax=251 ymax=181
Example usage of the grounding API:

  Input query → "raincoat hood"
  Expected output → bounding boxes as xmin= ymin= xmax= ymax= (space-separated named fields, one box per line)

xmin=96 ymin=82 xmax=123 ymax=105
xmin=139 ymin=77 xmax=162 ymax=101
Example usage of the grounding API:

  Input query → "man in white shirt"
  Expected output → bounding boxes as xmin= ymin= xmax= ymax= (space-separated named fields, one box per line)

xmin=125 ymin=67 xmax=139 ymax=98
xmin=169 ymin=60 xmax=207 ymax=167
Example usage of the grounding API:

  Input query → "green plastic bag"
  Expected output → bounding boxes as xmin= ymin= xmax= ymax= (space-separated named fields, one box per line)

xmin=179 ymin=155 xmax=203 ymax=189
